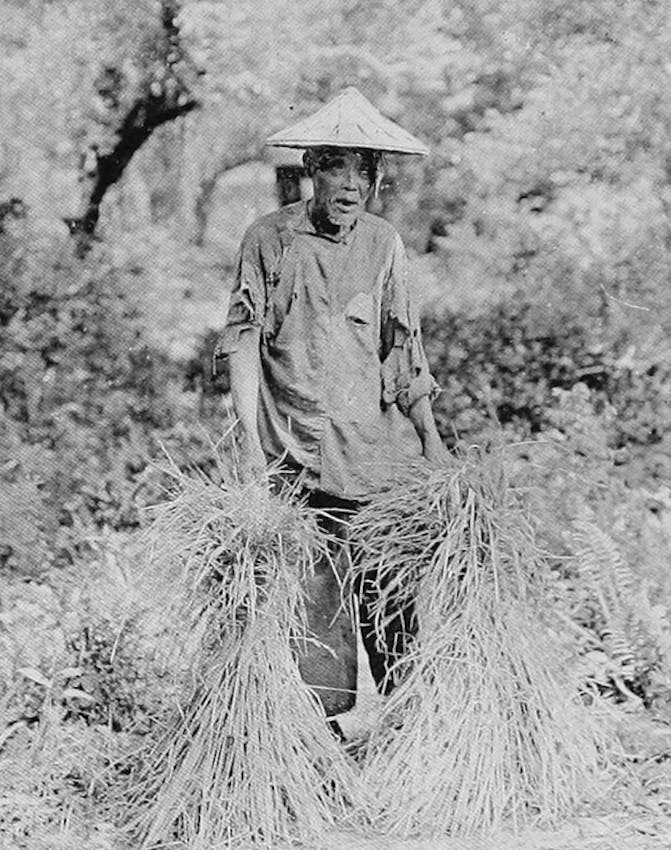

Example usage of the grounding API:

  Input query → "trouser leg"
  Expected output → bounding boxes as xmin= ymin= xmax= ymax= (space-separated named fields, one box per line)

xmin=292 ymin=488 xmax=417 ymax=713
xmin=294 ymin=493 xmax=358 ymax=717
xmin=357 ymin=570 xmax=417 ymax=696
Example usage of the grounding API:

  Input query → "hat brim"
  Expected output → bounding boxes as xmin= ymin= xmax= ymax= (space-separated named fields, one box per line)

xmin=265 ymin=137 xmax=428 ymax=155
xmin=265 ymin=87 xmax=430 ymax=157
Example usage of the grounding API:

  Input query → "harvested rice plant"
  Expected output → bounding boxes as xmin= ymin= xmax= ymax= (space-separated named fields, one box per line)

xmin=350 ymin=455 xmax=613 ymax=837
xmin=122 ymin=470 xmax=363 ymax=849
xmin=67 ymin=454 xmax=633 ymax=848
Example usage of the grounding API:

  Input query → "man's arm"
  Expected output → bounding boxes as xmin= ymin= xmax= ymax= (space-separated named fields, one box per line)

xmin=408 ymin=395 xmax=449 ymax=466
xmin=379 ymin=232 xmax=448 ymax=467
xmin=228 ymin=326 xmax=266 ymax=480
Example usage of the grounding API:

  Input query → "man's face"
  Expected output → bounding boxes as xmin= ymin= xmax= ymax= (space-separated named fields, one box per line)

xmin=308 ymin=148 xmax=375 ymax=229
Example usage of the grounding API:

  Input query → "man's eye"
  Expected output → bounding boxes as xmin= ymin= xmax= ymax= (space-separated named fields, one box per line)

xmin=319 ymin=156 xmax=372 ymax=180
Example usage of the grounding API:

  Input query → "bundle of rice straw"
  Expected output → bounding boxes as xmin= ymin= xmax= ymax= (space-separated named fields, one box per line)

xmin=123 ymin=463 xmax=363 ymax=849
xmin=350 ymin=449 xmax=613 ymax=838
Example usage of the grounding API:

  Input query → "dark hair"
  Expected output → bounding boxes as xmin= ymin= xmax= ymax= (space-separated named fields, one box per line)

xmin=303 ymin=147 xmax=384 ymax=194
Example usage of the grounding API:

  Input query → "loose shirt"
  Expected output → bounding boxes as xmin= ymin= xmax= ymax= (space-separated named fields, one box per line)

xmin=218 ymin=201 xmax=438 ymax=499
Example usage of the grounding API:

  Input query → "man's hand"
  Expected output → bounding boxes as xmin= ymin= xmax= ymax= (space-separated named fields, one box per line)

xmin=408 ymin=396 xmax=450 ymax=469
xmin=239 ymin=434 xmax=267 ymax=484
xmin=421 ymin=433 xmax=450 ymax=468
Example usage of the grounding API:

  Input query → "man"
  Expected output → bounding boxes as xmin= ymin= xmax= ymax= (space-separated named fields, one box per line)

xmin=216 ymin=87 xmax=446 ymax=723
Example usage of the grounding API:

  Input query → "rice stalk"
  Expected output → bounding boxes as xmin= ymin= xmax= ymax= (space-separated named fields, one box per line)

xmin=351 ymin=450 xmax=613 ymax=838
xmin=121 ymin=465 xmax=363 ymax=849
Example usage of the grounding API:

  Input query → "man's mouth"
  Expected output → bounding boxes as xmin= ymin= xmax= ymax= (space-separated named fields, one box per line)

xmin=334 ymin=198 xmax=359 ymax=211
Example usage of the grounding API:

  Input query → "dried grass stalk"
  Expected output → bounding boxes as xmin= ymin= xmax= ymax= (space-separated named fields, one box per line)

xmin=351 ymin=451 xmax=613 ymax=838
xmin=123 ymin=464 xmax=363 ymax=849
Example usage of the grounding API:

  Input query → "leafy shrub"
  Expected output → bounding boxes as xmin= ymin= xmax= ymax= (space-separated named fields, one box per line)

xmin=0 ymin=424 xmax=58 ymax=576
xmin=66 ymin=618 xmax=161 ymax=732
xmin=0 ymin=228 xmax=229 ymax=570
xmin=0 ymin=716 xmax=125 ymax=850
xmin=0 ymin=532 xmax=174 ymax=735
xmin=608 ymin=345 xmax=671 ymax=452
xmin=505 ymin=385 xmax=671 ymax=712
xmin=422 ymin=293 xmax=671 ymax=476
xmin=422 ymin=295 xmax=608 ymax=444
xmin=0 ymin=578 xmax=69 ymax=727
xmin=0 ymin=236 xmax=172 ymax=431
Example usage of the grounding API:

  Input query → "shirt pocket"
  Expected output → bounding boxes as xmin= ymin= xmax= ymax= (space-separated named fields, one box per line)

xmin=345 ymin=291 xmax=375 ymax=326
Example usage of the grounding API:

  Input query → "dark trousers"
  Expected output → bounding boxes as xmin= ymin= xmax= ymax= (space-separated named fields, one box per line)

xmin=295 ymin=490 xmax=416 ymax=717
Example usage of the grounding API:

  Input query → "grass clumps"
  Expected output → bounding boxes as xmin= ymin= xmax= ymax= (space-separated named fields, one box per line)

xmin=0 ymin=712 xmax=126 ymax=850
xmin=350 ymin=450 xmax=614 ymax=838
xmin=122 ymin=465 xmax=363 ymax=849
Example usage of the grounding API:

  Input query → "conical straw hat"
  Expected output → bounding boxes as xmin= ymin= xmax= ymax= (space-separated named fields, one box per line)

xmin=266 ymin=87 xmax=429 ymax=156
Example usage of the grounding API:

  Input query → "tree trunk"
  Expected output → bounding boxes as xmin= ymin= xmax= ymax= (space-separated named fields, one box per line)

xmin=65 ymin=0 xmax=200 ymax=256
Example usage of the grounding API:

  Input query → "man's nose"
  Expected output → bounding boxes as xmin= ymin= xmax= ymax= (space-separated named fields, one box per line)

xmin=342 ymin=164 xmax=361 ymax=188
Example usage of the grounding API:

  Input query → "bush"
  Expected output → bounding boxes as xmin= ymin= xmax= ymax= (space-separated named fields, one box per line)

xmin=0 ymin=533 xmax=173 ymax=735
xmin=422 ymin=292 xmax=671 ymax=477
xmin=0 ymin=717 xmax=125 ymax=850
xmin=422 ymin=295 xmax=607 ymax=443
xmin=497 ymin=384 xmax=671 ymax=712
xmin=0 ymin=228 xmax=225 ymax=569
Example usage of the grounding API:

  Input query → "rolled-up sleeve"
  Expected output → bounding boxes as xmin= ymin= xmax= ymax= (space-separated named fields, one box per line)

xmin=214 ymin=227 xmax=267 ymax=357
xmin=380 ymin=234 xmax=440 ymax=415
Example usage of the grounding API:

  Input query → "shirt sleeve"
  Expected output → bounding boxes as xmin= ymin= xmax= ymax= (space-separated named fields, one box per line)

xmin=214 ymin=226 xmax=267 ymax=357
xmin=380 ymin=233 xmax=440 ymax=415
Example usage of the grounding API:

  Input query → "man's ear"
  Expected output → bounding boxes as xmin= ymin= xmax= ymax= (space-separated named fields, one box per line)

xmin=302 ymin=150 xmax=315 ymax=176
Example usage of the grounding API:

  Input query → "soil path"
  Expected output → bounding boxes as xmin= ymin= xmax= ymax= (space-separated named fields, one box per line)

xmin=321 ymin=813 xmax=671 ymax=850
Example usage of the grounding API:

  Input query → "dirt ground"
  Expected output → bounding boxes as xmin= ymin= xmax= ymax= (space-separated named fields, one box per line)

xmin=321 ymin=813 xmax=671 ymax=850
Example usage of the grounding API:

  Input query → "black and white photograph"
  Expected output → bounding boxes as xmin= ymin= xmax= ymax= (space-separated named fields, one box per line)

xmin=1 ymin=2 xmax=671 ymax=848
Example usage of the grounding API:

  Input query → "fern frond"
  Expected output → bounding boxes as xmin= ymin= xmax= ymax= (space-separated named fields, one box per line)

xmin=564 ymin=518 xmax=671 ymax=706
xmin=573 ymin=520 xmax=634 ymax=601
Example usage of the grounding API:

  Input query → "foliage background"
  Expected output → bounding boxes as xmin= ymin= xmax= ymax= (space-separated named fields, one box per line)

xmin=2 ymin=0 xmax=671 ymax=847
